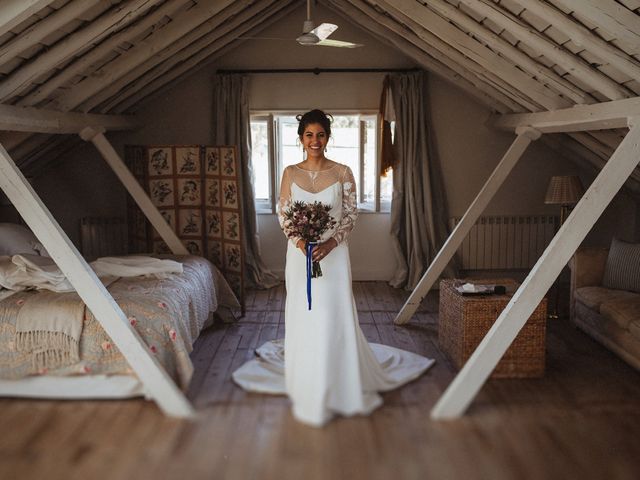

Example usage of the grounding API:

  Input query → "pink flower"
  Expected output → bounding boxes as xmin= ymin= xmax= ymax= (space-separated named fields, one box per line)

xmin=157 ymin=301 xmax=167 ymax=309
xmin=169 ymin=329 xmax=177 ymax=341
xmin=101 ymin=341 xmax=112 ymax=351
xmin=129 ymin=317 xmax=137 ymax=327
xmin=150 ymin=345 xmax=157 ymax=354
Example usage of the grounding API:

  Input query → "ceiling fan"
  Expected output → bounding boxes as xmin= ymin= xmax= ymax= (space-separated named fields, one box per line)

xmin=295 ymin=0 xmax=363 ymax=48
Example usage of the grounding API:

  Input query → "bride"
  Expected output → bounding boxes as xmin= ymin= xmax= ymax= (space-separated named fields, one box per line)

xmin=232 ymin=109 xmax=434 ymax=427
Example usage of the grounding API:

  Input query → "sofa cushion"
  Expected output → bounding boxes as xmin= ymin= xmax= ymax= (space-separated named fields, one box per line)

xmin=575 ymin=286 xmax=639 ymax=311
xmin=600 ymin=298 xmax=640 ymax=330
xmin=602 ymin=238 xmax=640 ymax=293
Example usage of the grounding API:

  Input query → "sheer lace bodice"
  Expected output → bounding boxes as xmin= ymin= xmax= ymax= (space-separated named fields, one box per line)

xmin=278 ymin=163 xmax=358 ymax=245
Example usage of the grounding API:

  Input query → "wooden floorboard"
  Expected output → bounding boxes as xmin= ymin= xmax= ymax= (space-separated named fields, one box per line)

xmin=3 ymin=281 xmax=640 ymax=480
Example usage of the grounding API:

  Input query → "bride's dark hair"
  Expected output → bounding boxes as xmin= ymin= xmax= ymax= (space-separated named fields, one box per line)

xmin=296 ymin=109 xmax=333 ymax=137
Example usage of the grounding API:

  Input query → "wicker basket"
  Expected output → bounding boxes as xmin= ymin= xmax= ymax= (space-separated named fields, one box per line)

xmin=438 ymin=278 xmax=547 ymax=378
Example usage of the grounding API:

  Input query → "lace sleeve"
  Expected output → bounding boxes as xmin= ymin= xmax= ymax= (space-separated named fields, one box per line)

xmin=278 ymin=166 xmax=300 ymax=246
xmin=333 ymin=166 xmax=358 ymax=245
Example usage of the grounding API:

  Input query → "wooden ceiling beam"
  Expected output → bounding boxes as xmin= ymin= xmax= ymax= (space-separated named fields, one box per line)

xmin=490 ymin=96 xmax=640 ymax=132
xmin=348 ymin=0 xmax=538 ymax=111
xmin=457 ymin=0 xmax=632 ymax=101
xmin=17 ymin=0 xmax=190 ymax=108
xmin=80 ymin=0 xmax=272 ymax=113
xmin=0 ymin=104 xmax=138 ymax=134
xmin=327 ymin=0 xmax=522 ymax=112
xmin=553 ymin=0 xmax=640 ymax=53
xmin=0 ymin=0 xmax=101 ymax=67
xmin=0 ymin=0 xmax=163 ymax=102
xmin=49 ymin=0 xmax=237 ymax=112
xmin=370 ymin=0 xmax=572 ymax=110
xmin=0 ymin=0 xmax=56 ymax=38
xmin=510 ymin=0 xmax=640 ymax=83
xmin=423 ymin=0 xmax=593 ymax=105
xmin=109 ymin=0 xmax=303 ymax=114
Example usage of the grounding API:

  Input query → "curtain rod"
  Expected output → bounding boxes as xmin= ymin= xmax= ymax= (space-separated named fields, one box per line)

xmin=215 ymin=67 xmax=420 ymax=75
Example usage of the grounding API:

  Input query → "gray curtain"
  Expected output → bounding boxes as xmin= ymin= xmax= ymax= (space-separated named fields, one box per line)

xmin=212 ymin=74 xmax=279 ymax=289
xmin=388 ymin=71 xmax=455 ymax=290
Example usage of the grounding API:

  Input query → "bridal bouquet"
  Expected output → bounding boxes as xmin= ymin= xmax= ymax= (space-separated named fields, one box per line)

xmin=282 ymin=200 xmax=337 ymax=279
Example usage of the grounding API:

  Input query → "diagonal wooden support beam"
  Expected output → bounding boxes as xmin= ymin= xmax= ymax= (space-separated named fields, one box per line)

xmin=0 ymin=142 xmax=194 ymax=418
xmin=394 ymin=126 xmax=541 ymax=325
xmin=79 ymin=127 xmax=188 ymax=256
xmin=431 ymin=119 xmax=640 ymax=419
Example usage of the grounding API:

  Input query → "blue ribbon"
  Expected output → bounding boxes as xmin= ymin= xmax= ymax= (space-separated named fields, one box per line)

xmin=306 ymin=241 xmax=317 ymax=310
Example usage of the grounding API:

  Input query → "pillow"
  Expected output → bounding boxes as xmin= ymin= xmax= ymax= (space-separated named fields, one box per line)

xmin=602 ymin=238 xmax=640 ymax=293
xmin=0 ymin=223 xmax=50 ymax=257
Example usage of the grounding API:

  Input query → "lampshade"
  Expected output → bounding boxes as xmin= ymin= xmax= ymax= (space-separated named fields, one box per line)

xmin=544 ymin=175 xmax=584 ymax=206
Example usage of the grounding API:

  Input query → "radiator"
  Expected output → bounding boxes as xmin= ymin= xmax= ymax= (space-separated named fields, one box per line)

xmin=450 ymin=215 xmax=559 ymax=270
xmin=80 ymin=217 xmax=128 ymax=260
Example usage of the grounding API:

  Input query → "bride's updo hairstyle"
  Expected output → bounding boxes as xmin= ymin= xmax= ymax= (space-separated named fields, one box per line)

xmin=296 ymin=109 xmax=333 ymax=137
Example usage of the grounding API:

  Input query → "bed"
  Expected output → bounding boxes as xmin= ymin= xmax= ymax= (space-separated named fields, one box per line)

xmin=0 ymin=225 xmax=238 ymax=399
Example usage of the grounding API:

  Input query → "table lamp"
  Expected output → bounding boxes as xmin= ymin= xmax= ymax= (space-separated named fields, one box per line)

xmin=544 ymin=175 xmax=584 ymax=226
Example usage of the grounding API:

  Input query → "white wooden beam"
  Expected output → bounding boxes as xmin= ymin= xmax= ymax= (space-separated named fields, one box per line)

xmin=111 ymin=1 xmax=315 ymax=114
xmin=490 ymin=96 xmax=640 ymax=133
xmin=0 ymin=0 xmax=55 ymax=38
xmin=423 ymin=0 xmax=594 ymax=105
xmin=431 ymin=120 xmax=640 ymax=418
xmin=0 ymin=0 xmax=163 ymax=101
xmin=373 ymin=0 xmax=573 ymax=110
xmin=329 ymin=0 xmax=527 ymax=112
xmin=49 ymin=0 xmax=236 ymax=112
xmin=457 ymin=0 xmax=632 ymax=101
xmin=0 ymin=0 xmax=101 ymax=67
xmin=80 ymin=0 xmax=264 ymax=113
xmin=510 ymin=0 xmax=640 ymax=83
xmin=0 ymin=104 xmax=138 ymax=133
xmin=18 ymin=0 xmax=189 ymax=107
xmin=554 ymin=0 xmax=640 ymax=53
xmin=393 ymin=127 xmax=541 ymax=325
xmin=79 ymin=127 xmax=188 ymax=256
xmin=0 ymin=142 xmax=194 ymax=418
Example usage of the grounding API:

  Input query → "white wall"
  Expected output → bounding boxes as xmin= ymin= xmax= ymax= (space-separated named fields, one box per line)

xmin=15 ymin=1 xmax=637 ymax=280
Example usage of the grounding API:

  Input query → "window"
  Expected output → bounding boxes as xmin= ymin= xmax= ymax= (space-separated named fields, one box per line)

xmin=250 ymin=112 xmax=392 ymax=213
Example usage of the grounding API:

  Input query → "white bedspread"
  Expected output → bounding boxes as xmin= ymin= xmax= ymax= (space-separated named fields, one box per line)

xmin=0 ymin=254 xmax=184 ymax=293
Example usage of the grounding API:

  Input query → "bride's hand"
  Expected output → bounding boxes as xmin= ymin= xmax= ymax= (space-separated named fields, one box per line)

xmin=296 ymin=239 xmax=307 ymax=256
xmin=312 ymin=238 xmax=338 ymax=262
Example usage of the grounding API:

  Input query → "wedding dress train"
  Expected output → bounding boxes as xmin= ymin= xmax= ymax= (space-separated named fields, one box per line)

xmin=232 ymin=163 xmax=434 ymax=426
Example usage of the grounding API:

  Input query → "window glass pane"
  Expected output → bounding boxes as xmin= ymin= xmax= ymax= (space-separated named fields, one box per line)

xmin=380 ymin=168 xmax=393 ymax=209
xmin=362 ymin=117 xmax=376 ymax=205
xmin=279 ymin=116 xmax=301 ymax=174
xmin=329 ymin=115 xmax=359 ymax=184
xmin=250 ymin=119 xmax=269 ymax=200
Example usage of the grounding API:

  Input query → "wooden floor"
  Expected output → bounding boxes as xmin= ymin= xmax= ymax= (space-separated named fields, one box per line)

xmin=3 ymin=282 xmax=640 ymax=480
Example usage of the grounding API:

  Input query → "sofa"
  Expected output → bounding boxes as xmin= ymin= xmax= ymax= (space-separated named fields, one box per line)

xmin=569 ymin=241 xmax=640 ymax=371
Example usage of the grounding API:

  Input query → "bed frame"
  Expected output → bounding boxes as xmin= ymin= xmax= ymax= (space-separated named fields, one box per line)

xmin=0 ymin=108 xmax=195 ymax=417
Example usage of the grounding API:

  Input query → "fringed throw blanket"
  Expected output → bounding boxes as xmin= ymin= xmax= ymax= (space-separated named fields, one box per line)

xmin=16 ymin=290 xmax=85 ymax=371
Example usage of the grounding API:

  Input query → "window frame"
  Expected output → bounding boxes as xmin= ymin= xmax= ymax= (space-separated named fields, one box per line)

xmin=250 ymin=109 xmax=390 ymax=214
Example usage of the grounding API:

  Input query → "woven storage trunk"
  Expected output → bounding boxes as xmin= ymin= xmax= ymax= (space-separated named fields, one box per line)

xmin=438 ymin=279 xmax=547 ymax=378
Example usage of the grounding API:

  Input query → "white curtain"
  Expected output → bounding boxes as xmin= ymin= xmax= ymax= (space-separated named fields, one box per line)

xmin=388 ymin=71 xmax=455 ymax=290
xmin=212 ymin=74 xmax=279 ymax=289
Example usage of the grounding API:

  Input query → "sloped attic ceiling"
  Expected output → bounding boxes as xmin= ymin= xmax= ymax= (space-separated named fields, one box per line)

xmin=0 ymin=0 xmax=639 ymax=184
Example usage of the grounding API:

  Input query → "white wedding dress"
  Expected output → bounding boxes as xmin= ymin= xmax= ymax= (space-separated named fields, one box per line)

xmin=232 ymin=163 xmax=434 ymax=426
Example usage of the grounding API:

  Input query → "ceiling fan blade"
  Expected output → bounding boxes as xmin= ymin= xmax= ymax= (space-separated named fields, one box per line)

xmin=310 ymin=23 xmax=337 ymax=41
xmin=316 ymin=38 xmax=363 ymax=48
